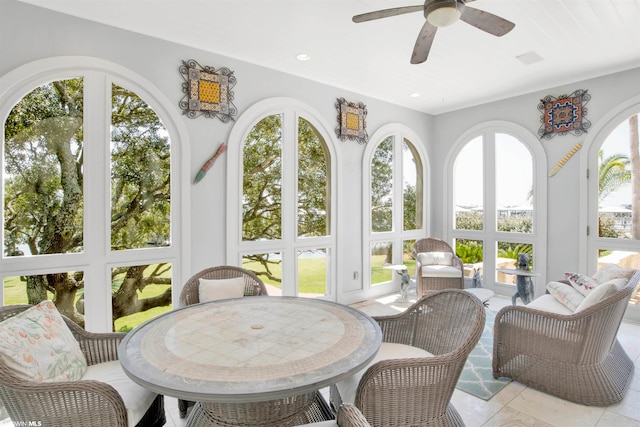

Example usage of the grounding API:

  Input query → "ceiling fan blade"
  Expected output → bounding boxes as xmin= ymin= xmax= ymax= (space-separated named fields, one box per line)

xmin=353 ymin=5 xmax=424 ymax=23
xmin=460 ymin=5 xmax=515 ymax=36
xmin=411 ymin=21 xmax=438 ymax=64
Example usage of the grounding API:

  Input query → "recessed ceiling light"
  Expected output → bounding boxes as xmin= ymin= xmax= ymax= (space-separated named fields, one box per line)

xmin=409 ymin=92 xmax=421 ymax=98
xmin=296 ymin=53 xmax=311 ymax=61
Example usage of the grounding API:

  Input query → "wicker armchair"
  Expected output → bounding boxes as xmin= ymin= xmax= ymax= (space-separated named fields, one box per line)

xmin=177 ymin=265 xmax=268 ymax=418
xmin=413 ymin=238 xmax=464 ymax=297
xmin=331 ymin=290 xmax=485 ymax=427
xmin=295 ymin=403 xmax=371 ymax=427
xmin=493 ymin=270 xmax=640 ymax=406
xmin=0 ymin=305 xmax=165 ymax=427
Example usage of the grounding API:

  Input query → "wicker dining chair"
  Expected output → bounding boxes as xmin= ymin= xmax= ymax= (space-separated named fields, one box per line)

xmin=295 ymin=403 xmax=371 ymax=427
xmin=493 ymin=270 xmax=640 ymax=406
xmin=0 ymin=304 xmax=165 ymax=427
xmin=177 ymin=265 xmax=268 ymax=418
xmin=330 ymin=290 xmax=485 ymax=427
xmin=413 ymin=237 xmax=464 ymax=297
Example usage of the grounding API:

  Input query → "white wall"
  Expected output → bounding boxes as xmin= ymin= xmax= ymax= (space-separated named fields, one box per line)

xmin=432 ymin=68 xmax=640 ymax=282
xmin=3 ymin=0 xmax=640 ymax=301
xmin=0 ymin=0 xmax=433 ymax=301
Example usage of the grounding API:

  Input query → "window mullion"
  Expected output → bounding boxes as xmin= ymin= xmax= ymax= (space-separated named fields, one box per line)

xmin=81 ymin=72 xmax=111 ymax=332
xmin=280 ymin=109 xmax=297 ymax=295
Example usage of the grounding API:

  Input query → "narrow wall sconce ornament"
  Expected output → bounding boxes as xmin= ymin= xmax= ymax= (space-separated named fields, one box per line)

xmin=194 ymin=143 xmax=226 ymax=184
xmin=179 ymin=59 xmax=237 ymax=123
xmin=538 ymin=89 xmax=591 ymax=139
xmin=335 ymin=98 xmax=368 ymax=144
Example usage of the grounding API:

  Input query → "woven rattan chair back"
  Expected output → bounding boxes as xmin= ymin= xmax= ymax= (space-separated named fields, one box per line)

xmin=413 ymin=237 xmax=464 ymax=297
xmin=179 ymin=265 xmax=268 ymax=307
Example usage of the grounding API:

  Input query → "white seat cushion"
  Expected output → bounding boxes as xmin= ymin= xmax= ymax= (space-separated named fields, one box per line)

xmin=421 ymin=265 xmax=462 ymax=278
xmin=335 ymin=342 xmax=433 ymax=404
xmin=82 ymin=360 xmax=157 ymax=427
xmin=527 ymin=294 xmax=573 ymax=315
xmin=296 ymin=421 xmax=338 ymax=427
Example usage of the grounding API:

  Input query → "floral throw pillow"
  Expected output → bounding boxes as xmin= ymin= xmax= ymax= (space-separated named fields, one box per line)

xmin=547 ymin=282 xmax=585 ymax=312
xmin=565 ymin=272 xmax=599 ymax=297
xmin=0 ymin=300 xmax=87 ymax=382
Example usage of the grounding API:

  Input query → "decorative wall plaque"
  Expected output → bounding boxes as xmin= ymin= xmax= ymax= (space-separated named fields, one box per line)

xmin=179 ymin=59 xmax=237 ymax=123
xmin=538 ymin=89 xmax=591 ymax=139
xmin=335 ymin=98 xmax=368 ymax=144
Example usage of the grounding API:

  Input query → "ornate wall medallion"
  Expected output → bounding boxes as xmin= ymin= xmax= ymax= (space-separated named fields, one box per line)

xmin=538 ymin=89 xmax=591 ymax=139
xmin=179 ymin=59 xmax=237 ymax=123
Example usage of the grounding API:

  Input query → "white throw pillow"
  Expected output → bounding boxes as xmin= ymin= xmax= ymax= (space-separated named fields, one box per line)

xmin=0 ymin=300 xmax=87 ymax=382
xmin=546 ymin=282 xmax=585 ymax=312
xmin=574 ymin=278 xmax=625 ymax=312
xmin=418 ymin=251 xmax=453 ymax=266
xmin=198 ymin=277 xmax=246 ymax=302
xmin=591 ymin=263 xmax=635 ymax=284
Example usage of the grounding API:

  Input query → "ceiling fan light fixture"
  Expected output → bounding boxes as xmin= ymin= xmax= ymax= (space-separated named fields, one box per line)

xmin=426 ymin=0 xmax=461 ymax=27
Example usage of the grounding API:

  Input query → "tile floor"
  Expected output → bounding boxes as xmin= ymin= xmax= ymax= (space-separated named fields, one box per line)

xmin=163 ymin=291 xmax=640 ymax=427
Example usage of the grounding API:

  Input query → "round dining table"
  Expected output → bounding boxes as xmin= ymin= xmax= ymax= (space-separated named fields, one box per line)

xmin=118 ymin=296 xmax=382 ymax=426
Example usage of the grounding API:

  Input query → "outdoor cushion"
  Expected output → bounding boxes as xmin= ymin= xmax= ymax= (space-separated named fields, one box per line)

xmin=592 ymin=263 xmax=636 ymax=284
xmin=335 ymin=342 xmax=433 ymax=405
xmin=565 ymin=272 xmax=598 ymax=296
xmin=574 ymin=278 xmax=626 ymax=312
xmin=198 ymin=277 xmax=245 ymax=302
xmin=527 ymin=294 xmax=573 ymax=315
xmin=0 ymin=300 xmax=87 ymax=382
xmin=546 ymin=281 xmax=585 ymax=311
xmin=417 ymin=251 xmax=453 ymax=266
xmin=420 ymin=265 xmax=462 ymax=278
xmin=82 ymin=360 xmax=157 ymax=427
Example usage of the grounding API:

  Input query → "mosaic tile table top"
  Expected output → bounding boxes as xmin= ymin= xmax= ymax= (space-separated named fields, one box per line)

xmin=119 ymin=296 xmax=381 ymax=404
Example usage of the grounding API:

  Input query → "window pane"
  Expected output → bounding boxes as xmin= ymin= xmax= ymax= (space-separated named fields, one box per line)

xmin=111 ymin=263 xmax=172 ymax=332
xmin=371 ymin=137 xmax=394 ymax=232
xmin=111 ymin=84 xmax=171 ymax=250
xmin=454 ymin=137 xmax=483 ymax=230
xmin=496 ymin=134 xmax=533 ymax=233
xmin=243 ymin=115 xmax=283 ymax=241
xmin=597 ymin=249 xmax=640 ymax=305
xmin=403 ymin=139 xmax=423 ymax=231
xmin=298 ymin=117 xmax=329 ymax=238
xmin=297 ymin=248 xmax=327 ymax=297
xmin=496 ymin=242 xmax=534 ymax=284
xmin=4 ymin=79 xmax=84 ymax=257
xmin=403 ymin=239 xmax=417 ymax=278
xmin=371 ymin=241 xmax=393 ymax=286
xmin=242 ymin=252 xmax=281 ymax=294
xmin=455 ymin=239 xmax=484 ymax=285
xmin=598 ymin=114 xmax=638 ymax=239
xmin=3 ymin=271 xmax=84 ymax=327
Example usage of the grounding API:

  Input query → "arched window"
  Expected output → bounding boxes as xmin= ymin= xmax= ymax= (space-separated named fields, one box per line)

xmin=447 ymin=124 xmax=546 ymax=296
xmin=363 ymin=125 xmax=427 ymax=296
xmin=0 ymin=58 xmax=187 ymax=332
xmin=586 ymin=102 xmax=640 ymax=317
xmin=227 ymin=99 xmax=336 ymax=298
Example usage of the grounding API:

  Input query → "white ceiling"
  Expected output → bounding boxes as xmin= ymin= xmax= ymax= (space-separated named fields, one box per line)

xmin=17 ymin=0 xmax=640 ymax=114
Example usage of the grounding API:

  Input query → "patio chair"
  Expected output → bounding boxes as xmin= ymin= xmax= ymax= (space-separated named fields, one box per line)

xmin=177 ymin=265 xmax=268 ymax=418
xmin=295 ymin=403 xmax=371 ymax=427
xmin=330 ymin=290 xmax=485 ymax=427
xmin=493 ymin=270 xmax=640 ymax=405
xmin=0 ymin=304 xmax=165 ymax=427
xmin=413 ymin=237 xmax=464 ymax=297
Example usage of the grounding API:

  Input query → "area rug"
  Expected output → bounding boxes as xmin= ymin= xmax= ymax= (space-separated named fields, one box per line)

xmin=456 ymin=309 xmax=511 ymax=400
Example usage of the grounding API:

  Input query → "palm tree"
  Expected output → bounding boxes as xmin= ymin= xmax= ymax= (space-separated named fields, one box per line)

xmin=598 ymin=150 xmax=631 ymax=203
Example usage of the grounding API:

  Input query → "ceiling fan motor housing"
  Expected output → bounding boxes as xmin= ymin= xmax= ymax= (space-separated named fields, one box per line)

xmin=425 ymin=0 xmax=465 ymax=27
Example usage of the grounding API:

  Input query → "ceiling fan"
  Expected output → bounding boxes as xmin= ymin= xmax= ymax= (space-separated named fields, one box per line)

xmin=352 ymin=0 xmax=515 ymax=64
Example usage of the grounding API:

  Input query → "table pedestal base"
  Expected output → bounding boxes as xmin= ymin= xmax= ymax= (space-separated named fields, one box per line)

xmin=186 ymin=392 xmax=320 ymax=427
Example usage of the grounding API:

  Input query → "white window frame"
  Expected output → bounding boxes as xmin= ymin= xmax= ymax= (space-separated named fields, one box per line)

xmin=0 ymin=57 xmax=190 ymax=332
xmin=445 ymin=121 xmax=547 ymax=297
xmin=226 ymin=98 xmax=338 ymax=299
xmin=583 ymin=96 xmax=640 ymax=322
xmin=362 ymin=124 xmax=429 ymax=298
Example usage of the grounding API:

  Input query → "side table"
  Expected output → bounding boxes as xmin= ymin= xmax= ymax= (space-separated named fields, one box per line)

xmin=496 ymin=268 xmax=540 ymax=305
